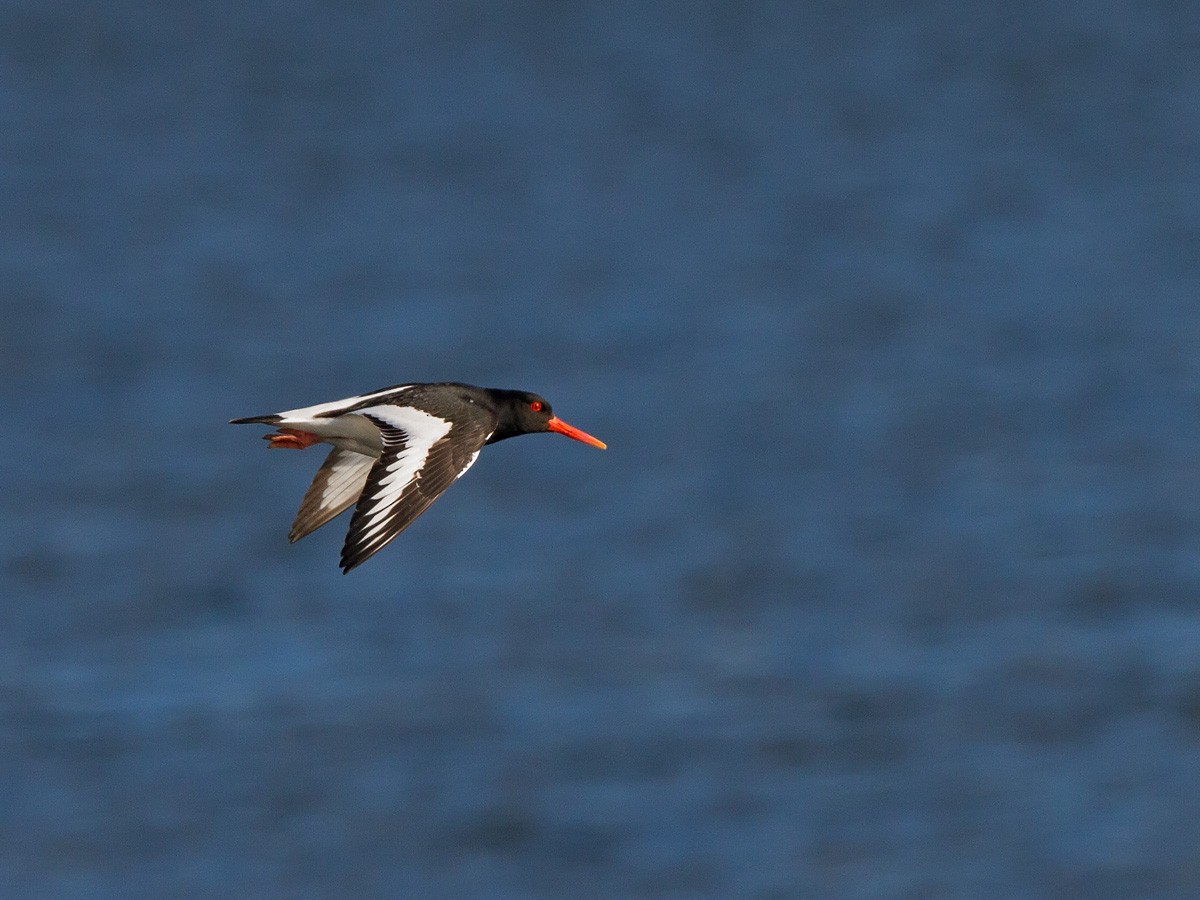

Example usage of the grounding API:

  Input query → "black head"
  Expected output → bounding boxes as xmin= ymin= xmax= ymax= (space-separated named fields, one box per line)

xmin=489 ymin=390 xmax=606 ymax=448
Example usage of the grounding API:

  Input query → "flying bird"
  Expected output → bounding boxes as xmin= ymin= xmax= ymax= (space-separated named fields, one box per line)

xmin=231 ymin=382 xmax=606 ymax=572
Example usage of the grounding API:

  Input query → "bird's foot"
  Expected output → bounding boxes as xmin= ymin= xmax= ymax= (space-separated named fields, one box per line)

xmin=264 ymin=428 xmax=320 ymax=450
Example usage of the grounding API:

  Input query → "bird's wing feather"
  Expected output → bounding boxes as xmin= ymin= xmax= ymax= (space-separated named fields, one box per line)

xmin=339 ymin=403 xmax=492 ymax=572
xmin=288 ymin=447 xmax=376 ymax=543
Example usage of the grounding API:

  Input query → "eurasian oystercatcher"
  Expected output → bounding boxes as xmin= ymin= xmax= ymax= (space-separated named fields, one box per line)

xmin=231 ymin=382 xmax=606 ymax=572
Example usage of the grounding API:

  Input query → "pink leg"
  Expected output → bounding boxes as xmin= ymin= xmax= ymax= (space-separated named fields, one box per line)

xmin=263 ymin=428 xmax=321 ymax=450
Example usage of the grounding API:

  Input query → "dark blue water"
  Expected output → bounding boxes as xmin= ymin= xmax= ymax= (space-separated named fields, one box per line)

xmin=4 ymin=2 xmax=1200 ymax=896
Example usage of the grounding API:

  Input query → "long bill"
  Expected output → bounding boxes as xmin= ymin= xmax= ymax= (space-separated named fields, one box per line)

xmin=546 ymin=417 xmax=607 ymax=449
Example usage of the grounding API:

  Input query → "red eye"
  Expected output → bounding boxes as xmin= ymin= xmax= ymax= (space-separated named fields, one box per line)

xmin=529 ymin=401 xmax=543 ymax=412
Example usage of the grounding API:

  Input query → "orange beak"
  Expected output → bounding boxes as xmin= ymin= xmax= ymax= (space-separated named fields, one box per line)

xmin=546 ymin=416 xmax=607 ymax=449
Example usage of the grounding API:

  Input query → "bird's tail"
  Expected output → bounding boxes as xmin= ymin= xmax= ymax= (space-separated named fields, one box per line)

xmin=229 ymin=414 xmax=284 ymax=425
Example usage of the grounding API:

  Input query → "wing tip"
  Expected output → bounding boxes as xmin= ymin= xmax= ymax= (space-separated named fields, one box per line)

xmin=230 ymin=414 xmax=283 ymax=425
xmin=339 ymin=535 xmax=389 ymax=573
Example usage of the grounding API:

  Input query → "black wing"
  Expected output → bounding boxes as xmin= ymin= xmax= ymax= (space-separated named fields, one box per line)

xmin=339 ymin=404 xmax=493 ymax=572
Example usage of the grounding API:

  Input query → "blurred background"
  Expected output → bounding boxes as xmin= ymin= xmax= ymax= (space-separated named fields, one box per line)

xmin=4 ymin=1 xmax=1200 ymax=896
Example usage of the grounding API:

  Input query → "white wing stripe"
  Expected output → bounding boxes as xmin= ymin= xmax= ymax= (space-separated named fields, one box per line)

xmin=456 ymin=449 xmax=481 ymax=481
xmin=351 ymin=404 xmax=453 ymax=537
xmin=319 ymin=453 xmax=374 ymax=509
xmin=277 ymin=385 xmax=415 ymax=420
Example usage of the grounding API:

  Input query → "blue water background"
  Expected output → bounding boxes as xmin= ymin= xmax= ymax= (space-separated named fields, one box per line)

xmin=4 ymin=2 xmax=1200 ymax=896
